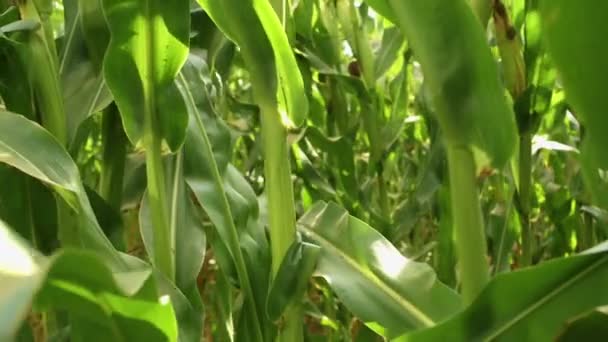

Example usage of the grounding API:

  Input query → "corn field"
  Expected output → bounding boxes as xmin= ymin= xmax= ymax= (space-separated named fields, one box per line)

xmin=1 ymin=0 xmax=608 ymax=341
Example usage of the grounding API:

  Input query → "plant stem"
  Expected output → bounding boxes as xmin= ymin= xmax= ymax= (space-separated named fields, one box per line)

xmin=260 ymin=104 xmax=302 ymax=342
xmin=99 ymin=104 xmax=127 ymax=211
xmin=261 ymin=107 xmax=297 ymax=277
xmin=143 ymin=120 xmax=173 ymax=280
xmin=518 ymin=132 xmax=533 ymax=266
xmin=18 ymin=0 xmax=67 ymax=145
xmin=141 ymin=4 xmax=174 ymax=281
xmin=446 ymin=145 xmax=489 ymax=303
xmin=377 ymin=167 xmax=390 ymax=224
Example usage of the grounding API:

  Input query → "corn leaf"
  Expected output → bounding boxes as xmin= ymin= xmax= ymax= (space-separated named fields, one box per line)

xmin=196 ymin=0 xmax=308 ymax=128
xmin=0 ymin=111 xmax=124 ymax=268
xmin=297 ymin=201 xmax=462 ymax=338
xmin=396 ymin=242 xmax=608 ymax=341
xmin=539 ymin=0 xmax=608 ymax=208
xmin=0 ymin=219 xmax=177 ymax=341
xmin=364 ymin=0 xmax=517 ymax=169
xmin=102 ymin=0 xmax=190 ymax=151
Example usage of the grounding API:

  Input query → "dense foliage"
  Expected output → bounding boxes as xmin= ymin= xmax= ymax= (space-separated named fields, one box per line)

xmin=1 ymin=0 xmax=607 ymax=341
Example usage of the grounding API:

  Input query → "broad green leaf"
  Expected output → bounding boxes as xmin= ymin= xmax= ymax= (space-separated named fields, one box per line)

xmin=61 ymin=61 xmax=112 ymax=143
xmin=197 ymin=0 xmax=308 ymax=128
xmin=297 ymin=201 xmax=462 ymax=338
xmin=266 ymin=240 xmax=320 ymax=321
xmin=0 ymin=219 xmax=177 ymax=341
xmin=396 ymin=242 xmax=608 ymax=341
xmin=0 ymin=219 xmax=45 ymax=341
xmin=555 ymin=306 xmax=608 ymax=342
xmin=0 ymin=111 xmax=124 ymax=267
xmin=539 ymin=0 xmax=608 ymax=207
xmin=154 ymin=269 xmax=204 ymax=342
xmin=365 ymin=0 xmax=517 ymax=169
xmin=103 ymin=0 xmax=190 ymax=151
xmin=178 ymin=56 xmax=268 ymax=341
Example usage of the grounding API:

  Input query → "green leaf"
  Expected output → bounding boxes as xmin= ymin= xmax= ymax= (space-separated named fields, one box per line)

xmin=178 ymin=55 xmax=267 ymax=341
xmin=61 ymin=60 xmax=112 ymax=143
xmin=17 ymin=0 xmax=67 ymax=144
xmin=365 ymin=0 xmax=517 ymax=169
xmin=297 ymin=201 xmax=462 ymax=338
xmin=60 ymin=0 xmax=112 ymax=143
xmin=555 ymin=306 xmax=608 ymax=342
xmin=0 ymin=219 xmax=177 ymax=341
xmin=306 ymin=127 xmax=359 ymax=203
xmin=266 ymin=240 xmax=320 ymax=321
xmin=103 ymin=0 xmax=190 ymax=151
xmin=139 ymin=153 xmax=207 ymax=294
xmin=374 ymin=27 xmax=405 ymax=80
xmin=396 ymin=242 xmax=608 ymax=341
xmin=363 ymin=0 xmax=395 ymax=23
xmin=154 ymin=269 xmax=204 ymax=342
xmin=0 ymin=19 xmax=39 ymax=34
xmin=0 ymin=42 xmax=34 ymax=118
xmin=197 ymin=0 xmax=308 ymax=128
xmin=77 ymin=0 xmax=110 ymax=69
xmin=0 ymin=220 xmax=45 ymax=341
xmin=0 ymin=111 xmax=124 ymax=267
xmin=539 ymin=0 xmax=608 ymax=207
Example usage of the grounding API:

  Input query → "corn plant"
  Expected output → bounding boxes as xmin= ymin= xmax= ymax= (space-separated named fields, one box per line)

xmin=1 ymin=0 xmax=608 ymax=341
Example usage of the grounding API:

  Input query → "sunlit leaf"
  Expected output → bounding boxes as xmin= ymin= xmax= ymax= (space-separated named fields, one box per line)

xmin=396 ymin=242 xmax=608 ymax=341
xmin=103 ymin=0 xmax=190 ymax=151
xmin=197 ymin=0 xmax=308 ymax=128
xmin=0 ymin=219 xmax=177 ymax=341
xmin=298 ymin=201 xmax=462 ymax=338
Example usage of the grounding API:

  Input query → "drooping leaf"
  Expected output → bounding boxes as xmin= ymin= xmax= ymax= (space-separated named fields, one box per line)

xmin=365 ymin=0 xmax=517 ymax=169
xmin=102 ymin=0 xmax=190 ymax=151
xmin=0 ymin=111 xmax=124 ymax=267
xmin=266 ymin=239 xmax=320 ymax=321
xmin=0 ymin=219 xmax=45 ymax=341
xmin=396 ymin=242 xmax=608 ymax=341
xmin=297 ymin=201 xmax=462 ymax=338
xmin=0 ymin=219 xmax=177 ymax=341
xmin=555 ymin=306 xmax=608 ymax=342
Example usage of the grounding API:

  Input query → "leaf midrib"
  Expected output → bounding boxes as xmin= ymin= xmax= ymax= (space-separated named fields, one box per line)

xmin=483 ymin=255 xmax=608 ymax=341
xmin=298 ymin=222 xmax=435 ymax=328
